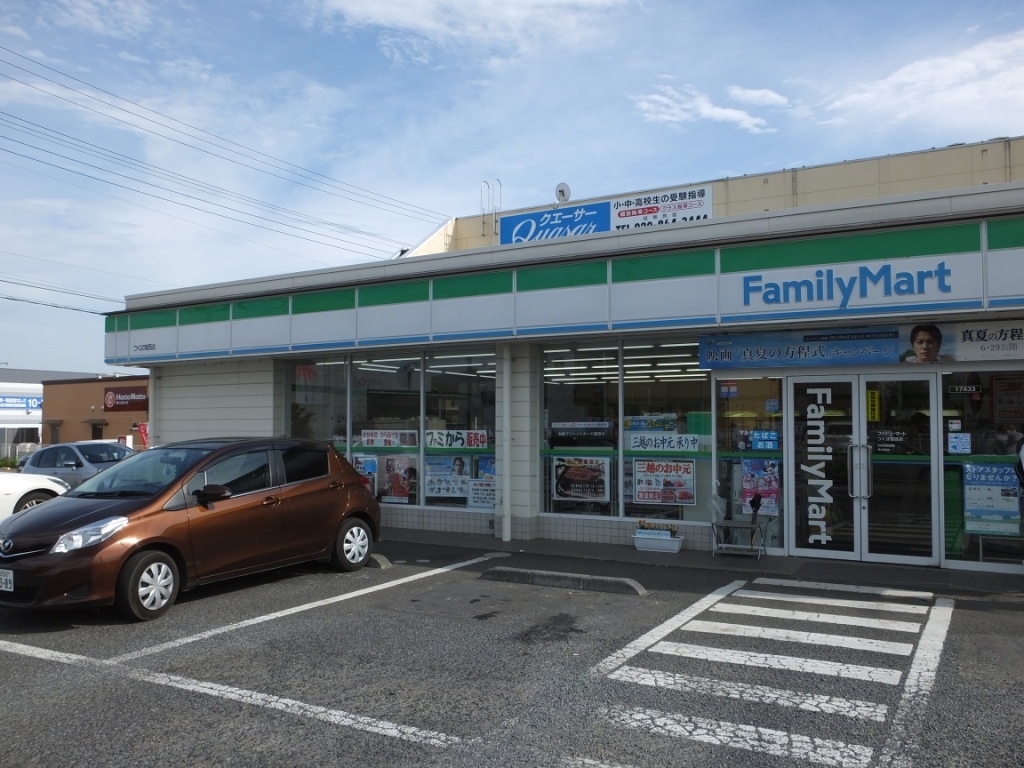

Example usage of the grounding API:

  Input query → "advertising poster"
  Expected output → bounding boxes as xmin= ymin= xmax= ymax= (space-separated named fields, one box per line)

xmin=476 ymin=456 xmax=496 ymax=480
xmin=552 ymin=457 xmax=610 ymax=502
xmin=380 ymin=455 xmax=414 ymax=503
xmin=741 ymin=458 xmax=781 ymax=516
xmin=963 ymin=463 xmax=1021 ymax=536
xmin=425 ymin=455 xmax=470 ymax=498
xmin=352 ymin=454 xmax=378 ymax=496
xmin=467 ymin=480 xmax=496 ymax=509
xmin=633 ymin=459 xmax=695 ymax=505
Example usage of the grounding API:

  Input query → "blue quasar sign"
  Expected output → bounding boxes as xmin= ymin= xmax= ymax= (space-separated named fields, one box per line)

xmin=500 ymin=203 xmax=610 ymax=244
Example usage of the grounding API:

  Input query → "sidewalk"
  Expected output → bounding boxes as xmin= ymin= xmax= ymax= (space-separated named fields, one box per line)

xmin=381 ymin=527 xmax=1024 ymax=596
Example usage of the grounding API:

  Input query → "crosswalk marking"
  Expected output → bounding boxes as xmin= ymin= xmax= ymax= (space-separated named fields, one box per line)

xmin=752 ymin=578 xmax=934 ymax=600
xmin=650 ymin=640 xmax=904 ymax=684
xmin=682 ymin=619 xmax=916 ymax=655
xmin=710 ymin=602 xmax=923 ymax=632
xmin=601 ymin=705 xmax=875 ymax=768
xmin=733 ymin=588 xmax=931 ymax=614
xmin=593 ymin=577 xmax=953 ymax=766
xmin=608 ymin=666 xmax=889 ymax=721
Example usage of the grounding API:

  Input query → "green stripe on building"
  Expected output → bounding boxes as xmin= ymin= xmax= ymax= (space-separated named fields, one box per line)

xmin=129 ymin=309 xmax=177 ymax=330
xmin=988 ymin=217 xmax=1024 ymax=250
xmin=232 ymin=296 xmax=290 ymax=320
xmin=358 ymin=281 xmax=430 ymax=307
xmin=292 ymin=289 xmax=356 ymax=314
xmin=517 ymin=261 xmax=607 ymax=292
xmin=179 ymin=304 xmax=231 ymax=326
xmin=720 ymin=223 xmax=981 ymax=273
xmin=611 ymin=250 xmax=716 ymax=283
xmin=433 ymin=271 xmax=513 ymax=300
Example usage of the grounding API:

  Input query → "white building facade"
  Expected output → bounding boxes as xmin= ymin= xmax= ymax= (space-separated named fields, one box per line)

xmin=106 ymin=139 xmax=1024 ymax=573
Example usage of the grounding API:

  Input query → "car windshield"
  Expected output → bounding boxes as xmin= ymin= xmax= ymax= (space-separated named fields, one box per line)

xmin=71 ymin=446 xmax=215 ymax=497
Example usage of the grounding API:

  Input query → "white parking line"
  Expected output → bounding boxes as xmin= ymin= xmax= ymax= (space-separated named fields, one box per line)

xmin=109 ymin=553 xmax=502 ymax=663
xmin=0 ymin=639 xmax=461 ymax=747
xmin=650 ymin=640 xmax=904 ymax=684
xmin=682 ymin=619 xmax=915 ymax=656
xmin=600 ymin=705 xmax=874 ymax=768
xmin=875 ymin=598 xmax=955 ymax=768
xmin=608 ymin=666 xmax=889 ymax=722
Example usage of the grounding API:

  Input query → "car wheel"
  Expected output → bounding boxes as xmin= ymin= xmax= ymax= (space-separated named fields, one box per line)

xmin=116 ymin=551 xmax=179 ymax=621
xmin=330 ymin=518 xmax=372 ymax=572
xmin=13 ymin=491 xmax=54 ymax=513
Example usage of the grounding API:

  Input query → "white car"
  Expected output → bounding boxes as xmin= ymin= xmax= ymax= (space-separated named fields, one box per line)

xmin=0 ymin=472 xmax=69 ymax=518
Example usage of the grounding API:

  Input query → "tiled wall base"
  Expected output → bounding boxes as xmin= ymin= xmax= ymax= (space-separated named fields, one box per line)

xmin=380 ymin=505 xmax=715 ymax=552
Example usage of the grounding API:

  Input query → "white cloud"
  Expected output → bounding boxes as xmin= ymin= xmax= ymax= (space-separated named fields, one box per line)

xmin=826 ymin=28 xmax=1024 ymax=131
xmin=0 ymin=24 xmax=31 ymax=39
xmin=633 ymin=84 xmax=773 ymax=134
xmin=299 ymin=0 xmax=632 ymax=56
xmin=45 ymin=0 xmax=154 ymax=39
xmin=728 ymin=86 xmax=789 ymax=108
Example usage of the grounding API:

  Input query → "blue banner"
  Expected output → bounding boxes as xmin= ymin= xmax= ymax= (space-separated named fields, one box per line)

xmin=700 ymin=327 xmax=902 ymax=369
xmin=500 ymin=203 xmax=611 ymax=244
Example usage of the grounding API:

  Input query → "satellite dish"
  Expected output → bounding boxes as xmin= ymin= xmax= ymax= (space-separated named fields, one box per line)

xmin=555 ymin=182 xmax=571 ymax=204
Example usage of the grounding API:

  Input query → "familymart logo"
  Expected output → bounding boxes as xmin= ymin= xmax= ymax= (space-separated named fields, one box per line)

xmin=743 ymin=261 xmax=953 ymax=310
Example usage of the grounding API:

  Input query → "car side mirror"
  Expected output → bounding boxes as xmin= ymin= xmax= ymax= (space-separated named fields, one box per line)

xmin=193 ymin=484 xmax=232 ymax=505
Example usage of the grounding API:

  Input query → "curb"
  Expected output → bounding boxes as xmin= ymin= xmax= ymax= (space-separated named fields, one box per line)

xmin=480 ymin=565 xmax=647 ymax=596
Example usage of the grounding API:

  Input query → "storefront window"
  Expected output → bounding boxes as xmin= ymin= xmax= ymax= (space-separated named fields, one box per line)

xmin=715 ymin=377 xmax=784 ymax=548
xmin=617 ymin=343 xmax=709 ymax=521
xmin=941 ymin=370 xmax=1024 ymax=565
xmin=350 ymin=354 xmax=421 ymax=504
xmin=423 ymin=351 xmax=497 ymax=510
xmin=542 ymin=340 xmax=712 ymax=518
xmin=289 ymin=360 xmax=348 ymax=444
xmin=287 ymin=350 xmax=497 ymax=509
xmin=543 ymin=345 xmax=618 ymax=516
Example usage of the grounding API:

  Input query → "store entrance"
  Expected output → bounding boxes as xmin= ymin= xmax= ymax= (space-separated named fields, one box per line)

xmin=787 ymin=373 xmax=940 ymax=565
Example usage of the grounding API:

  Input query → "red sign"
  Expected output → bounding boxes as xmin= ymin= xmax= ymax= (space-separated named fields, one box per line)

xmin=103 ymin=386 xmax=149 ymax=412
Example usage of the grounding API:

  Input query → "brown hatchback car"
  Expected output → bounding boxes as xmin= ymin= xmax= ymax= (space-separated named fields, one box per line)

xmin=0 ymin=438 xmax=380 ymax=621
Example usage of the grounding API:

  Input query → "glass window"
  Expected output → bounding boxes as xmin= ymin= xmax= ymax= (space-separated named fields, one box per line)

xmin=423 ymin=351 xmax=496 ymax=510
xmin=34 ymin=447 xmax=58 ymax=468
xmin=618 ymin=342 xmax=710 ymax=522
xmin=188 ymin=451 xmax=272 ymax=496
xmin=351 ymin=353 xmax=421 ymax=504
xmin=281 ymin=446 xmax=328 ymax=484
xmin=543 ymin=345 xmax=619 ymax=516
xmin=289 ymin=361 xmax=348 ymax=445
xmin=715 ymin=377 xmax=784 ymax=548
xmin=941 ymin=370 xmax=1024 ymax=565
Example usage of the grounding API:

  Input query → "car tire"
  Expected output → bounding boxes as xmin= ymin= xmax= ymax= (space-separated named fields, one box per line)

xmin=116 ymin=551 xmax=179 ymax=621
xmin=330 ymin=518 xmax=372 ymax=572
xmin=13 ymin=491 xmax=54 ymax=513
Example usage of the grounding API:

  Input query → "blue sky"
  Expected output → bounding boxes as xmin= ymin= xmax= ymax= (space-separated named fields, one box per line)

xmin=1 ymin=0 xmax=1023 ymax=374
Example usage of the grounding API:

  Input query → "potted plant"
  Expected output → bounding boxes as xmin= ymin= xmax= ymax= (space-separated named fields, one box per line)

xmin=632 ymin=520 xmax=683 ymax=552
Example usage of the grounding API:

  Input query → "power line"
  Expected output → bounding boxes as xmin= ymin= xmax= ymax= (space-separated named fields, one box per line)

xmin=0 ymin=47 xmax=451 ymax=223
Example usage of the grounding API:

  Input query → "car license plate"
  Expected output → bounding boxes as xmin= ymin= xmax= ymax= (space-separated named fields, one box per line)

xmin=0 ymin=569 xmax=12 ymax=592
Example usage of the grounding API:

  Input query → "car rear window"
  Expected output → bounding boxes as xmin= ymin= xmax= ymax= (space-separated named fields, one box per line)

xmin=281 ymin=446 xmax=328 ymax=484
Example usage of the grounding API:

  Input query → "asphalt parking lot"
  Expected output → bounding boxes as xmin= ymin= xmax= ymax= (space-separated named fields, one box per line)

xmin=1 ymin=538 xmax=1022 ymax=767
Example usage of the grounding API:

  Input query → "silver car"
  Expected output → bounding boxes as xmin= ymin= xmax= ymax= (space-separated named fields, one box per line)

xmin=21 ymin=441 xmax=136 ymax=489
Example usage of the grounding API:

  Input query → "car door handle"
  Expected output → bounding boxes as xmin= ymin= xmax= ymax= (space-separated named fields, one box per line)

xmin=261 ymin=496 xmax=280 ymax=506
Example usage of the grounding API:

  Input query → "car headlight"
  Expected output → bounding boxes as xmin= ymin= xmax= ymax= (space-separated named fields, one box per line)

xmin=51 ymin=517 xmax=129 ymax=554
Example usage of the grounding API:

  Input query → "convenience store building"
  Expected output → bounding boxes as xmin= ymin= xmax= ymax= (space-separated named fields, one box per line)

xmin=106 ymin=137 xmax=1024 ymax=573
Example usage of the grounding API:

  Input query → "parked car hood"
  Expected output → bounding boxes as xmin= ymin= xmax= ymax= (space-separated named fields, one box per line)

xmin=0 ymin=493 xmax=155 ymax=539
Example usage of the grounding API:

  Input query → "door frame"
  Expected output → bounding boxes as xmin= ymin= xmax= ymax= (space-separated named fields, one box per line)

xmin=785 ymin=372 xmax=941 ymax=566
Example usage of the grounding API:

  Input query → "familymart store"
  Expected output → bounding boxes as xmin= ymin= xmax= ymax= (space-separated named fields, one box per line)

xmin=107 ymin=185 xmax=1024 ymax=573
